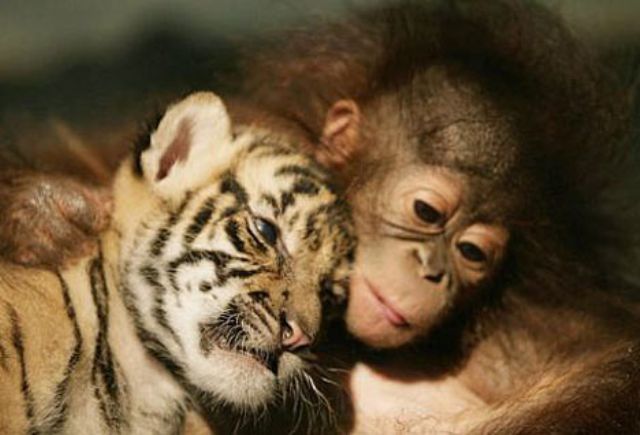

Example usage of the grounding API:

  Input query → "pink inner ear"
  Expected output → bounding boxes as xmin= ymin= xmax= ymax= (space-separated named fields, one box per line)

xmin=325 ymin=105 xmax=354 ymax=138
xmin=156 ymin=118 xmax=194 ymax=181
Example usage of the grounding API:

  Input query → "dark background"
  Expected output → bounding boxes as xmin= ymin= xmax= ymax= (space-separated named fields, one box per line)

xmin=1 ymin=0 xmax=639 ymax=179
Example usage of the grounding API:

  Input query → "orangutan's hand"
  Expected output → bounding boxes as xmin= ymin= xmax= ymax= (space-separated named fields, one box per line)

xmin=0 ymin=171 xmax=112 ymax=268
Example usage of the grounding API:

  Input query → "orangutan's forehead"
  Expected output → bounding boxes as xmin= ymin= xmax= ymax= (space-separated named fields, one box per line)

xmin=400 ymin=65 xmax=522 ymax=179
xmin=414 ymin=116 xmax=521 ymax=180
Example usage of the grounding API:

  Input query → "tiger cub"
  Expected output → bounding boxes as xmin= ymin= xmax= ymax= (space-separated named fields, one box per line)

xmin=0 ymin=92 xmax=355 ymax=434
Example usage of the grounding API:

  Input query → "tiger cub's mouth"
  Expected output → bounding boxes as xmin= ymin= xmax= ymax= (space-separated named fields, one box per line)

xmin=241 ymin=348 xmax=279 ymax=374
xmin=199 ymin=321 xmax=287 ymax=376
xmin=214 ymin=336 xmax=280 ymax=374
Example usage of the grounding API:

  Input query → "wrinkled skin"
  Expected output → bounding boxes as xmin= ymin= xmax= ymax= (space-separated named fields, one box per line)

xmin=0 ymin=172 xmax=112 ymax=267
xmin=341 ymin=67 xmax=518 ymax=350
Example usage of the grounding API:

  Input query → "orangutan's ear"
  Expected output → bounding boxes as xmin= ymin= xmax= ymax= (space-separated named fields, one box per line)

xmin=317 ymin=99 xmax=362 ymax=168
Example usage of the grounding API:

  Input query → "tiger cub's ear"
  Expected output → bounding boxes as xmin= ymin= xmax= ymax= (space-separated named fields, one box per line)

xmin=140 ymin=92 xmax=237 ymax=202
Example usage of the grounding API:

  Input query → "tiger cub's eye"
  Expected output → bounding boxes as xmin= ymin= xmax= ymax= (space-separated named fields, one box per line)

xmin=255 ymin=217 xmax=279 ymax=246
xmin=414 ymin=200 xmax=443 ymax=224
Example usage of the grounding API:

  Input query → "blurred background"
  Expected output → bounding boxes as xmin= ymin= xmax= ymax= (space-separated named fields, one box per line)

xmin=1 ymin=0 xmax=639 ymax=179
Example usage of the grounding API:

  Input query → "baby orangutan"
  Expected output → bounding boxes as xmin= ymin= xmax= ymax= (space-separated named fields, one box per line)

xmin=3 ymin=1 xmax=640 ymax=433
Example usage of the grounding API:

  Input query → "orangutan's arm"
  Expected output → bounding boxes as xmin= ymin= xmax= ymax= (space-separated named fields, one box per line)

xmin=0 ymin=170 xmax=112 ymax=268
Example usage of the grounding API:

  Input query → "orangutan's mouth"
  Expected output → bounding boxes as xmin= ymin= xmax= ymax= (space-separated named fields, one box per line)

xmin=363 ymin=278 xmax=410 ymax=328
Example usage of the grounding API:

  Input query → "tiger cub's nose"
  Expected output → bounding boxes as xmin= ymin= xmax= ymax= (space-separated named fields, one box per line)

xmin=280 ymin=317 xmax=311 ymax=351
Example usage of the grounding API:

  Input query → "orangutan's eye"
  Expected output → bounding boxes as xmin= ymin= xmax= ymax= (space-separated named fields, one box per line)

xmin=457 ymin=241 xmax=487 ymax=263
xmin=254 ymin=217 xmax=279 ymax=246
xmin=413 ymin=200 xmax=444 ymax=224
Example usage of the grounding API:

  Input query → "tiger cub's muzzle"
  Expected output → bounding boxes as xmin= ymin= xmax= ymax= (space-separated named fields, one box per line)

xmin=199 ymin=291 xmax=311 ymax=375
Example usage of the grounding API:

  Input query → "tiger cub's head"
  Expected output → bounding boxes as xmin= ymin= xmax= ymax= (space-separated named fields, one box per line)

xmin=108 ymin=92 xmax=354 ymax=410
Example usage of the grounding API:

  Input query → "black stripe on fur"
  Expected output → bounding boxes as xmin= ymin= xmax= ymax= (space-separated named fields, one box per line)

xmin=140 ymin=265 xmax=183 ymax=348
xmin=45 ymin=273 xmax=84 ymax=433
xmin=89 ymin=254 xmax=126 ymax=430
xmin=184 ymin=197 xmax=216 ymax=245
xmin=8 ymin=304 xmax=36 ymax=434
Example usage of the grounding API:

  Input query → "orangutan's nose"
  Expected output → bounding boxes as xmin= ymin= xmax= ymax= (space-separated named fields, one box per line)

xmin=425 ymin=271 xmax=445 ymax=284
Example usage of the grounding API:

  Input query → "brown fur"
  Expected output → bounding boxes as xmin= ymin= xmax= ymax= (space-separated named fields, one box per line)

xmin=2 ymin=0 xmax=640 ymax=433
xmin=238 ymin=1 xmax=640 ymax=432
xmin=0 ymin=171 xmax=112 ymax=267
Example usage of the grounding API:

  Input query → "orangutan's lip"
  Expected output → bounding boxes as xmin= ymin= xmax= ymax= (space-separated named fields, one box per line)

xmin=363 ymin=278 xmax=410 ymax=328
